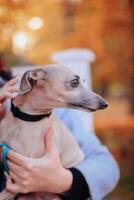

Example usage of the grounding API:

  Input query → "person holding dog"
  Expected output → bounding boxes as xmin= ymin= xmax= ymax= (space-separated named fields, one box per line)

xmin=0 ymin=78 xmax=120 ymax=200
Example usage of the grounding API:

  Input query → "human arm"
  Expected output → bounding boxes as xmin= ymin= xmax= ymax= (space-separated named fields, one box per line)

xmin=55 ymin=109 xmax=120 ymax=200
xmin=75 ymin=134 xmax=120 ymax=200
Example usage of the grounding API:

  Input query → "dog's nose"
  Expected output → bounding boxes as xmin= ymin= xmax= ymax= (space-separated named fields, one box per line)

xmin=99 ymin=100 xmax=108 ymax=109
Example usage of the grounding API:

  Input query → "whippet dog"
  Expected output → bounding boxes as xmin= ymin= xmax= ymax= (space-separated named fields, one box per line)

xmin=0 ymin=64 xmax=108 ymax=200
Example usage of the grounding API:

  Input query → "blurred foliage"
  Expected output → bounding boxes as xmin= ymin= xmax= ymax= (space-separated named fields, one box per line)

xmin=0 ymin=0 xmax=134 ymax=112
xmin=94 ymin=98 xmax=134 ymax=200
xmin=96 ymin=120 xmax=134 ymax=200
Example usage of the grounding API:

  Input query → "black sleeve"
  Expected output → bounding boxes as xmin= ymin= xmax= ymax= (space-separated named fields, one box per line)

xmin=58 ymin=167 xmax=91 ymax=200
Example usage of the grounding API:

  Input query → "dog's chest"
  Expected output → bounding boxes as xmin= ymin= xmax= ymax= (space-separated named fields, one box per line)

xmin=0 ymin=112 xmax=52 ymax=158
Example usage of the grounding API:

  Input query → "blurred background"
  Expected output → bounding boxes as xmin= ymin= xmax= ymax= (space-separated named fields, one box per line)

xmin=0 ymin=0 xmax=134 ymax=199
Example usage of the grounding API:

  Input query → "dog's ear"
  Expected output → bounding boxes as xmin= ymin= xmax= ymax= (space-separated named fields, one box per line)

xmin=20 ymin=69 xmax=45 ymax=95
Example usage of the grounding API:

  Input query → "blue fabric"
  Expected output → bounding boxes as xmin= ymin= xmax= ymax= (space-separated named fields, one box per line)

xmin=54 ymin=109 xmax=120 ymax=200
xmin=0 ymin=143 xmax=10 ymax=192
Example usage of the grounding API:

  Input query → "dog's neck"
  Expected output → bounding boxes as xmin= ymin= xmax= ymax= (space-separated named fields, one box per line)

xmin=13 ymin=94 xmax=52 ymax=115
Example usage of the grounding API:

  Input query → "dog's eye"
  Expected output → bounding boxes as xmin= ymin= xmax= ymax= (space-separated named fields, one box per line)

xmin=71 ymin=79 xmax=79 ymax=88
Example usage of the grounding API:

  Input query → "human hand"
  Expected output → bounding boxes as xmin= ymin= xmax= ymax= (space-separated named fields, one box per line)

xmin=0 ymin=77 xmax=20 ymax=105
xmin=6 ymin=129 xmax=73 ymax=194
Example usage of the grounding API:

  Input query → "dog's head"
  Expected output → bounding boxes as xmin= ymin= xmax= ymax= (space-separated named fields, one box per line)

xmin=19 ymin=64 xmax=108 ymax=113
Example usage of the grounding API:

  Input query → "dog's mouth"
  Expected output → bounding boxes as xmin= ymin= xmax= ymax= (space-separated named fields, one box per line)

xmin=68 ymin=103 xmax=96 ymax=112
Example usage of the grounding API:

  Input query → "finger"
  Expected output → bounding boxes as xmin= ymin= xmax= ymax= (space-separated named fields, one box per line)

xmin=4 ymin=172 xmax=15 ymax=191
xmin=6 ymin=180 xmax=20 ymax=194
xmin=3 ymin=77 xmax=21 ymax=88
xmin=7 ymin=150 xmax=28 ymax=167
xmin=0 ymin=92 xmax=15 ymax=98
xmin=4 ymin=171 xmax=10 ymax=180
xmin=6 ymin=86 xmax=20 ymax=93
xmin=7 ymin=160 xmax=23 ymax=175
xmin=10 ymin=171 xmax=20 ymax=183
xmin=4 ymin=171 xmax=16 ymax=188
xmin=45 ymin=128 xmax=58 ymax=156
xmin=0 ymin=92 xmax=13 ymax=101
xmin=44 ymin=128 xmax=53 ymax=153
